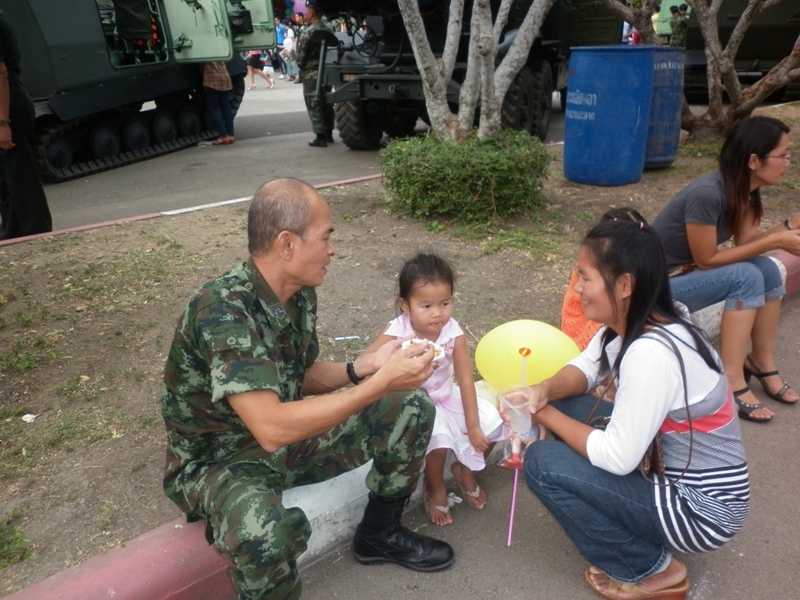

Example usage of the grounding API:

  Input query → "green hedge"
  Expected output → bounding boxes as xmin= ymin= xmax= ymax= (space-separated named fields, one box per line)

xmin=379 ymin=130 xmax=551 ymax=223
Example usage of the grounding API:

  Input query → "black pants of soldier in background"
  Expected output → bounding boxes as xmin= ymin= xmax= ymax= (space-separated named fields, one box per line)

xmin=0 ymin=82 xmax=51 ymax=240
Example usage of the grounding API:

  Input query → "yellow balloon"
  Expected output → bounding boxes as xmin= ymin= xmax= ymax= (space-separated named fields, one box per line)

xmin=475 ymin=320 xmax=580 ymax=389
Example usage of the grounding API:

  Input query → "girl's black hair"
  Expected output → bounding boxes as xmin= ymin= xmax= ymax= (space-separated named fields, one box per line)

xmin=600 ymin=206 xmax=646 ymax=224
xmin=719 ymin=116 xmax=790 ymax=236
xmin=582 ymin=220 xmax=720 ymax=375
xmin=397 ymin=253 xmax=455 ymax=302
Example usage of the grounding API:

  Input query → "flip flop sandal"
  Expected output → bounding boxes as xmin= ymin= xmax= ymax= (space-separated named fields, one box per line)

xmin=744 ymin=355 xmax=798 ymax=404
xmin=584 ymin=569 xmax=690 ymax=599
xmin=456 ymin=481 xmax=486 ymax=509
xmin=423 ymin=492 xmax=461 ymax=524
xmin=733 ymin=387 xmax=773 ymax=423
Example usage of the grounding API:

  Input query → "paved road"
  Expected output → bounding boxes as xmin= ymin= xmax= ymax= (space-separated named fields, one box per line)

xmin=43 ymin=86 xmax=567 ymax=230
xmin=299 ymin=296 xmax=800 ymax=600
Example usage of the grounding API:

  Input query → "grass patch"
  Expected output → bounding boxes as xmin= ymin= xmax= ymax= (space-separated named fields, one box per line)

xmin=0 ymin=508 xmax=34 ymax=568
xmin=678 ymin=139 xmax=721 ymax=160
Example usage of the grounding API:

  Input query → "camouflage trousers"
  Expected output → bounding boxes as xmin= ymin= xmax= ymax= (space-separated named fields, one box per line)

xmin=302 ymin=78 xmax=335 ymax=135
xmin=199 ymin=390 xmax=434 ymax=600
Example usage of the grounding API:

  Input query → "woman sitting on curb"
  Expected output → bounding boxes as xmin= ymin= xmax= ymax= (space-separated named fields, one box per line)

xmin=652 ymin=116 xmax=800 ymax=422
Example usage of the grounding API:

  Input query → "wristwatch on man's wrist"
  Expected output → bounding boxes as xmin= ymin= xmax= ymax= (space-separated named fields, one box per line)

xmin=784 ymin=218 xmax=794 ymax=231
xmin=0 ymin=119 xmax=10 ymax=126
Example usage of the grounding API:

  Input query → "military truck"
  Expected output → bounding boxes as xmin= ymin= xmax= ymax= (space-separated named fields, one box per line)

xmin=0 ymin=0 xmax=275 ymax=182
xmin=681 ymin=0 xmax=800 ymax=100
xmin=313 ymin=0 xmax=622 ymax=150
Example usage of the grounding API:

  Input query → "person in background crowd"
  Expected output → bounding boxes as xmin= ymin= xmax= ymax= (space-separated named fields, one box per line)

xmin=0 ymin=9 xmax=52 ymax=240
xmin=669 ymin=5 xmax=687 ymax=47
xmin=274 ymin=17 xmax=286 ymax=78
xmin=202 ymin=61 xmax=235 ymax=145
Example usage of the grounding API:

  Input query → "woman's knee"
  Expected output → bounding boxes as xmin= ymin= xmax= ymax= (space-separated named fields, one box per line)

xmin=523 ymin=440 xmax=570 ymax=494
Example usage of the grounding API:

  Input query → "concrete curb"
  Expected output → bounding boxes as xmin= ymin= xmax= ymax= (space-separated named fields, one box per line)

xmin=0 ymin=173 xmax=383 ymax=248
xmin=5 ymin=179 xmax=800 ymax=599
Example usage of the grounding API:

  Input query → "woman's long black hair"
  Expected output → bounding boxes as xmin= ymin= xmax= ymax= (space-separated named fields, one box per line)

xmin=582 ymin=220 xmax=720 ymax=375
xmin=719 ymin=116 xmax=790 ymax=237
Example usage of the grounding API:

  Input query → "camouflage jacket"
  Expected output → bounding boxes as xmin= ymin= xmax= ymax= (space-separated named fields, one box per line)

xmin=296 ymin=18 xmax=335 ymax=78
xmin=161 ymin=259 xmax=319 ymax=513
xmin=669 ymin=15 xmax=688 ymax=46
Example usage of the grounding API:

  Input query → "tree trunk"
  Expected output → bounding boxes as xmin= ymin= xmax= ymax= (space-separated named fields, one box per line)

xmin=396 ymin=0 xmax=555 ymax=143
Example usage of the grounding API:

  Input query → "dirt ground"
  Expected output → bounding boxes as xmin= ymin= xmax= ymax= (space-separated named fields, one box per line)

xmin=1 ymin=103 xmax=799 ymax=596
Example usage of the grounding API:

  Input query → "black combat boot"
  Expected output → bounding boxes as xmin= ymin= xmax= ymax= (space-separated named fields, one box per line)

xmin=352 ymin=492 xmax=454 ymax=572
xmin=308 ymin=134 xmax=328 ymax=148
xmin=325 ymin=131 xmax=334 ymax=144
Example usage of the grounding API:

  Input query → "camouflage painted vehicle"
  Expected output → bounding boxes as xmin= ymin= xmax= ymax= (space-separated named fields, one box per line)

xmin=0 ymin=0 xmax=275 ymax=182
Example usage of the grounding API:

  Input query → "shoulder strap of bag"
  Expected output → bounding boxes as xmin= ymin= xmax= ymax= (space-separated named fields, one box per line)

xmin=645 ymin=327 xmax=693 ymax=487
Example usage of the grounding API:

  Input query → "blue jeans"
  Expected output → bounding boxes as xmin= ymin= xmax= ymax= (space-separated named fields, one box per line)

xmin=669 ymin=256 xmax=784 ymax=312
xmin=204 ymin=87 xmax=234 ymax=138
xmin=523 ymin=394 xmax=670 ymax=583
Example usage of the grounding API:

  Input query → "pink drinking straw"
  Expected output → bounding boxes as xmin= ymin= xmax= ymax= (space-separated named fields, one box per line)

xmin=507 ymin=347 xmax=532 ymax=546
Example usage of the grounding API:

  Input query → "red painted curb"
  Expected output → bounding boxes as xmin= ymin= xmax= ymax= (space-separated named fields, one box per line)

xmin=5 ymin=518 xmax=234 ymax=600
xmin=0 ymin=214 xmax=162 ymax=247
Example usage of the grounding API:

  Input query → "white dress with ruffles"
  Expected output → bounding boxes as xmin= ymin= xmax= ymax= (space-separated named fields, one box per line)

xmin=385 ymin=314 xmax=505 ymax=471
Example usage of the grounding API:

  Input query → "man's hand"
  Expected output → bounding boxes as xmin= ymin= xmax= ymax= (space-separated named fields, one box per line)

xmin=373 ymin=339 xmax=435 ymax=392
xmin=0 ymin=124 xmax=13 ymax=151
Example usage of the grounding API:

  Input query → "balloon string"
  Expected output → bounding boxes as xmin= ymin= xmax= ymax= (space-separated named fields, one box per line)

xmin=507 ymin=468 xmax=519 ymax=546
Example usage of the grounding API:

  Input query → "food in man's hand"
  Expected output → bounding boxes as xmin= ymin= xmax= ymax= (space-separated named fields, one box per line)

xmin=402 ymin=338 xmax=445 ymax=361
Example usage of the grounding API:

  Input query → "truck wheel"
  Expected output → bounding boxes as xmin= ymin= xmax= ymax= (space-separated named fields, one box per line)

xmin=335 ymin=100 xmax=383 ymax=150
xmin=501 ymin=66 xmax=535 ymax=135
xmin=530 ymin=60 xmax=553 ymax=140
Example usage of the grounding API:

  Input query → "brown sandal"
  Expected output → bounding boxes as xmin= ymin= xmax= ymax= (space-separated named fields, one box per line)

xmin=584 ymin=569 xmax=690 ymax=599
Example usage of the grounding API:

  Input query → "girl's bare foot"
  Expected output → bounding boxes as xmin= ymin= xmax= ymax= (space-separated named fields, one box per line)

xmin=585 ymin=556 xmax=688 ymax=599
xmin=424 ymin=483 xmax=453 ymax=526
xmin=451 ymin=461 xmax=487 ymax=509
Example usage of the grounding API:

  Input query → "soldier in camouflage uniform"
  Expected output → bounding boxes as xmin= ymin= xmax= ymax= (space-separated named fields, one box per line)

xmin=162 ymin=178 xmax=454 ymax=600
xmin=668 ymin=5 xmax=687 ymax=47
xmin=296 ymin=0 xmax=336 ymax=147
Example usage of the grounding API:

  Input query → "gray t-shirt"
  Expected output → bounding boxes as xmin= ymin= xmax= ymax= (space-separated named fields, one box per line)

xmin=651 ymin=171 xmax=732 ymax=267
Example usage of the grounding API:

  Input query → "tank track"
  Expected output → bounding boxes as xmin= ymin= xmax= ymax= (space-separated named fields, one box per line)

xmin=35 ymin=76 xmax=245 ymax=183
xmin=35 ymin=117 xmax=216 ymax=183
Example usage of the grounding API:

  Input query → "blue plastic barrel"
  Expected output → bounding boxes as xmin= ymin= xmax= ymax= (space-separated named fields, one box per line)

xmin=564 ymin=46 xmax=655 ymax=186
xmin=645 ymin=48 xmax=684 ymax=169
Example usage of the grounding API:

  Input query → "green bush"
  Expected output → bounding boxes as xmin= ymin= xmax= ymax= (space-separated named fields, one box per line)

xmin=379 ymin=129 xmax=551 ymax=223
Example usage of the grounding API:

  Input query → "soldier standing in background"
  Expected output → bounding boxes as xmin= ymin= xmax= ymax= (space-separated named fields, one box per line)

xmin=0 ymin=9 xmax=52 ymax=240
xmin=668 ymin=5 xmax=687 ymax=47
xmin=296 ymin=0 xmax=336 ymax=148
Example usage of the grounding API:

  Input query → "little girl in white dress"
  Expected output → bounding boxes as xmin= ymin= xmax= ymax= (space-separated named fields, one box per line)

xmin=366 ymin=253 xmax=505 ymax=526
